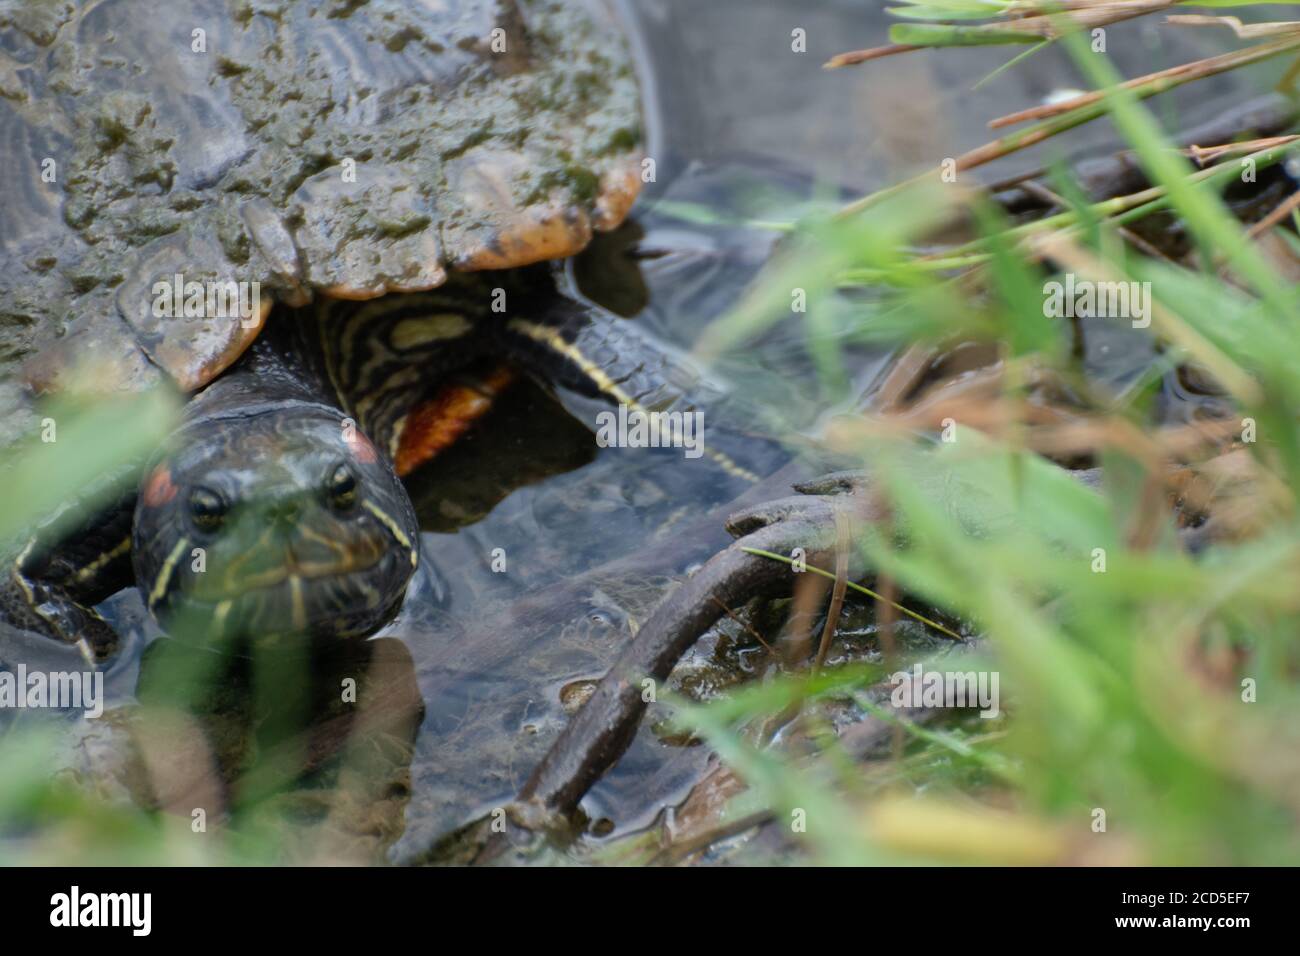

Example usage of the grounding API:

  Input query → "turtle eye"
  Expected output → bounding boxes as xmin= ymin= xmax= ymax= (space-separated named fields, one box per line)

xmin=188 ymin=487 xmax=227 ymax=533
xmin=327 ymin=462 xmax=358 ymax=512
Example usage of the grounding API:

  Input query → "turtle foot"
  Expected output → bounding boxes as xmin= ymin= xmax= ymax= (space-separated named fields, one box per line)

xmin=1 ymin=565 xmax=118 ymax=667
xmin=724 ymin=468 xmax=875 ymax=556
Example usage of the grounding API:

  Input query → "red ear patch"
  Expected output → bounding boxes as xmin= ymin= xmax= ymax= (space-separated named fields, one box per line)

xmin=142 ymin=466 xmax=178 ymax=507
xmin=347 ymin=430 xmax=379 ymax=465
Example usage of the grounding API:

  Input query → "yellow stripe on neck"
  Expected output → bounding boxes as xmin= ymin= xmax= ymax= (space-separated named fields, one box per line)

xmin=506 ymin=319 xmax=759 ymax=483
xmin=147 ymin=536 xmax=191 ymax=610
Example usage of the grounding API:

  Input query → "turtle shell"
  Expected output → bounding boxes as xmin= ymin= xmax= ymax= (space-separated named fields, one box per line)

xmin=0 ymin=0 xmax=642 ymax=440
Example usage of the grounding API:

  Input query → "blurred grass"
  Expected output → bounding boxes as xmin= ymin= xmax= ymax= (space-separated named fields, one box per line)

xmin=662 ymin=2 xmax=1300 ymax=865
xmin=0 ymin=390 xmax=177 ymax=544
xmin=0 ymin=388 xmax=208 ymax=865
xmin=0 ymin=389 xmax=387 ymax=866
xmin=4 ymin=0 xmax=1300 ymax=868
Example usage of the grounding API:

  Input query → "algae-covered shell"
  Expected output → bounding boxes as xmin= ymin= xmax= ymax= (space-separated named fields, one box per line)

xmin=0 ymin=0 xmax=642 ymax=431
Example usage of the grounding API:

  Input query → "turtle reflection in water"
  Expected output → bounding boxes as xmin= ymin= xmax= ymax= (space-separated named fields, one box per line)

xmin=55 ymin=633 xmax=426 ymax=864
xmin=0 ymin=0 xmax=759 ymax=657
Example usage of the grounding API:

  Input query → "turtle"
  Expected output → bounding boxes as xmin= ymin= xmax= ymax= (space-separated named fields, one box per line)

xmin=0 ymin=0 xmax=747 ymax=660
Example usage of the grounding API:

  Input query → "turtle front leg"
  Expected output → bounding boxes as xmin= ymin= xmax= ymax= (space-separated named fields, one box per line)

xmin=498 ymin=295 xmax=764 ymax=483
xmin=1 ymin=534 xmax=129 ymax=666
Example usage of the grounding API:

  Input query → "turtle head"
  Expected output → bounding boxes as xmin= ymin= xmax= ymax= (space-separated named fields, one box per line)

xmin=132 ymin=404 xmax=419 ymax=642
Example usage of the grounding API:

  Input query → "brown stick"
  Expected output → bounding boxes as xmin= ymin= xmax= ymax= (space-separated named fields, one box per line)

xmin=812 ymin=509 xmax=851 ymax=674
xmin=1246 ymin=188 xmax=1300 ymax=239
xmin=823 ymin=44 xmax=921 ymax=69
xmin=988 ymin=34 xmax=1300 ymax=129
xmin=513 ymin=516 xmax=843 ymax=821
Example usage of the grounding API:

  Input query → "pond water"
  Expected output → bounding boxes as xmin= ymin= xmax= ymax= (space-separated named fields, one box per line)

xmin=7 ymin=0 xmax=1281 ymax=863
xmin=382 ymin=0 xmax=1274 ymax=859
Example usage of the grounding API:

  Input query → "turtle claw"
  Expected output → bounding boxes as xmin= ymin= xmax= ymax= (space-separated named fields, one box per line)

xmin=74 ymin=637 xmax=99 ymax=670
xmin=725 ymin=470 xmax=877 ymax=556
xmin=790 ymin=468 xmax=873 ymax=497
xmin=724 ymin=494 xmax=837 ymax=538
